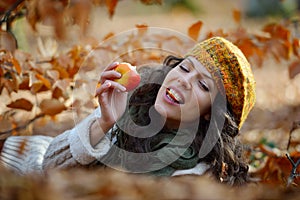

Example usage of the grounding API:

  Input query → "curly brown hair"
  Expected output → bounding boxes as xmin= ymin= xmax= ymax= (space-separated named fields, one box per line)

xmin=104 ymin=55 xmax=249 ymax=186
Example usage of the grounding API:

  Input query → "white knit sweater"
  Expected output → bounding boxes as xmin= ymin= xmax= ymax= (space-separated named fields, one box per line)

xmin=0 ymin=107 xmax=209 ymax=176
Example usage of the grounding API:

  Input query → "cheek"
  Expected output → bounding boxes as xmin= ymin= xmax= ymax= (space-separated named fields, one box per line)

xmin=191 ymin=93 xmax=212 ymax=115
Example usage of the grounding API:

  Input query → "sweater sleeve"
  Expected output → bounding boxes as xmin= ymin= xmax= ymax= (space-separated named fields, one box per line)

xmin=0 ymin=135 xmax=53 ymax=175
xmin=43 ymin=107 xmax=113 ymax=170
xmin=0 ymin=107 xmax=113 ymax=174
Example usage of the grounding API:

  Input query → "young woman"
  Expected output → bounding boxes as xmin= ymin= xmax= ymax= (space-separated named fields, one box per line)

xmin=0 ymin=37 xmax=256 ymax=186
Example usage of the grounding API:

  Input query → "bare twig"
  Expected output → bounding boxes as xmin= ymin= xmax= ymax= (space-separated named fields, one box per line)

xmin=0 ymin=0 xmax=25 ymax=28
xmin=287 ymin=121 xmax=300 ymax=151
xmin=0 ymin=113 xmax=45 ymax=137
xmin=286 ymin=153 xmax=300 ymax=187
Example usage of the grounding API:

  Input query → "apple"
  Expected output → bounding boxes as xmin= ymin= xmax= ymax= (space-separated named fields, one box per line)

xmin=114 ymin=62 xmax=141 ymax=91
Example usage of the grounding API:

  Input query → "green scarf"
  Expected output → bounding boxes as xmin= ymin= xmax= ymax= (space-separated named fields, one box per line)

xmin=147 ymin=130 xmax=199 ymax=176
xmin=101 ymin=129 xmax=199 ymax=177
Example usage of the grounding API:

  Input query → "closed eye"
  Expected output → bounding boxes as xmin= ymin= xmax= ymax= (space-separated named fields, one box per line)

xmin=179 ymin=65 xmax=189 ymax=72
xmin=199 ymin=80 xmax=209 ymax=92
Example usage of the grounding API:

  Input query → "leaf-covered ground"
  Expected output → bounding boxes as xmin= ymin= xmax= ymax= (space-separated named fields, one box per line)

xmin=1 ymin=166 xmax=300 ymax=200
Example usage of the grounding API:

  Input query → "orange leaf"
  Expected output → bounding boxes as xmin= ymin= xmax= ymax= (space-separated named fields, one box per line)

xmin=102 ymin=32 xmax=115 ymax=41
xmin=263 ymin=23 xmax=290 ymax=40
xmin=52 ymin=65 xmax=69 ymax=79
xmin=106 ymin=0 xmax=118 ymax=18
xmin=232 ymin=9 xmax=241 ymax=24
xmin=35 ymin=73 xmax=51 ymax=89
xmin=7 ymin=98 xmax=33 ymax=111
xmin=40 ymin=99 xmax=66 ymax=116
xmin=11 ymin=57 xmax=22 ymax=74
xmin=288 ymin=61 xmax=300 ymax=79
xmin=237 ymin=38 xmax=255 ymax=58
xmin=292 ymin=38 xmax=300 ymax=57
xmin=17 ymin=139 xmax=28 ymax=155
xmin=136 ymin=24 xmax=148 ymax=35
xmin=188 ymin=21 xmax=203 ymax=41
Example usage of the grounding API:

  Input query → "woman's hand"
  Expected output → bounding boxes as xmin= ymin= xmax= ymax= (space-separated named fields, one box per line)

xmin=95 ymin=62 xmax=128 ymax=133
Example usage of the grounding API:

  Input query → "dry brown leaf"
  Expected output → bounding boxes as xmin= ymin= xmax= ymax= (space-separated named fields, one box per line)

xmin=136 ymin=24 xmax=148 ymax=36
xmin=268 ymin=41 xmax=290 ymax=62
xmin=102 ymin=32 xmax=115 ymax=41
xmin=40 ymin=99 xmax=66 ymax=116
xmin=29 ymin=72 xmax=43 ymax=94
xmin=188 ymin=21 xmax=203 ymax=41
xmin=52 ymin=86 xmax=67 ymax=99
xmin=3 ymin=72 xmax=18 ymax=94
xmin=288 ymin=61 xmax=300 ymax=79
xmin=292 ymin=38 xmax=300 ymax=57
xmin=206 ymin=29 xmax=228 ymax=39
xmin=0 ymin=30 xmax=17 ymax=52
xmin=0 ymin=64 xmax=3 ymax=77
xmin=0 ymin=79 xmax=3 ymax=95
xmin=106 ymin=0 xmax=118 ymax=18
xmin=263 ymin=23 xmax=290 ymax=40
xmin=232 ymin=9 xmax=241 ymax=24
xmin=38 ymin=0 xmax=66 ymax=39
xmin=69 ymin=0 xmax=91 ymax=35
xmin=0 ymin=0 xmax=19 ymax=13
xmin=236 ymin=38 xmax=255 ymax=58
xmin=7 ymin=98 xmax=33 ymax=111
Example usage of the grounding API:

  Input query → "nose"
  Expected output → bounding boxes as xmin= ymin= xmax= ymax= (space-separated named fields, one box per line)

xmin=177 ymin=74 xmax=192 ymax=89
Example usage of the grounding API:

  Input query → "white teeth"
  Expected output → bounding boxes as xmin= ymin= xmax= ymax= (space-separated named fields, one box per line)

xmin=167 ymin=88 xmax=183 ymax=103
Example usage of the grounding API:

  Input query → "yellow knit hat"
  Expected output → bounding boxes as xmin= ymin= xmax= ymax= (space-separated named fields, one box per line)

xmin=186 ymin=37 xmax=256 ymax=129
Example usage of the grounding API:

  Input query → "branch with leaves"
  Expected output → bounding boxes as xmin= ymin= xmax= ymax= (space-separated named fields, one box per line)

xmin=286 ymin=153 xmax=300 ymax=187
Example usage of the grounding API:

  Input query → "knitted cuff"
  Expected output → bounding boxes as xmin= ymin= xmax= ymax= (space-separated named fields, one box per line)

xmin=68 ymin=108 xmax=112 ymax=165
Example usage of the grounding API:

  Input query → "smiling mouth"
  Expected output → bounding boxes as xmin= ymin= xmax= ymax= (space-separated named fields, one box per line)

xmin=166 ymin=88 xmax=184 ymax=104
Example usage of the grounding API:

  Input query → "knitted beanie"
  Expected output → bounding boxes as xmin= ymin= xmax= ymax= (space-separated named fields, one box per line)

xmin=185 ymin=37 xmax=256 ymax=129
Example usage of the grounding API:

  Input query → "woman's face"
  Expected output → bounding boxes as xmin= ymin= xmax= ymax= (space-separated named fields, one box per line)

xmin=154 ymin=56 xmax=218 ymax=128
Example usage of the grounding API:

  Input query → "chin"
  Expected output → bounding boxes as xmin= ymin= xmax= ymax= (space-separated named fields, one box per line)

xmin=154 ymin=103 xmax=167 ymax=118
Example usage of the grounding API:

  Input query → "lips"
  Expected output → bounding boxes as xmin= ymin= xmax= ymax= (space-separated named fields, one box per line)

xmin=166 ymin=88 xmax=184 ymax=104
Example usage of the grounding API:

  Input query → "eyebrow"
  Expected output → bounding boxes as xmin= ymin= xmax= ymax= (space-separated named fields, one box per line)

xmin=185 ymin=57 xmax=214 ymax=81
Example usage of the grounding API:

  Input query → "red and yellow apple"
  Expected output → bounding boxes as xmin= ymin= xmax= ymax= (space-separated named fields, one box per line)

xmin=114 ymin=62 xmax=141 ymax=91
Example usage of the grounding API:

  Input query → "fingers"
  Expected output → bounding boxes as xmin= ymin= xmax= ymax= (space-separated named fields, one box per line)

xmin=99 ymin=62 xmax=121 ymax=84
xmin=95 ymin=80 xmax=126 ymax=97
xmin=106 ymin=62 xmax=119 ymax=71
xmin=99 ymin=70 xmax=121 ymax=84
